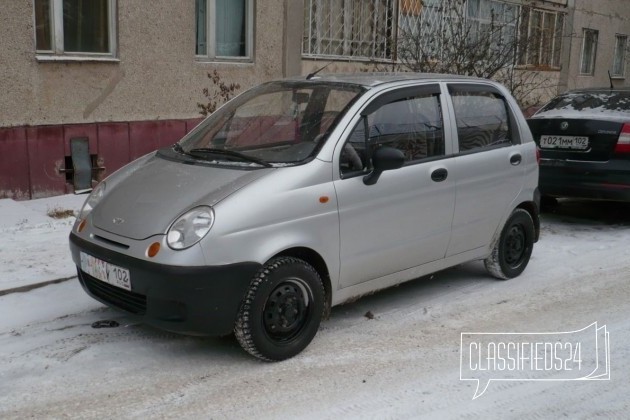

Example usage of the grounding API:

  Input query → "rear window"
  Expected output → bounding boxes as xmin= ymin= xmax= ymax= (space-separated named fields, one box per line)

xmin=540 ymin=91 xmax=630 ymax=114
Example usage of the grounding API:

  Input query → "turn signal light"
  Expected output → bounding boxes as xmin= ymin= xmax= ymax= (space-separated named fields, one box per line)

xmin=77 ymin=219 xmax=87 ymax=233
xmin=147 ymin=242 xmax=161 ymax=258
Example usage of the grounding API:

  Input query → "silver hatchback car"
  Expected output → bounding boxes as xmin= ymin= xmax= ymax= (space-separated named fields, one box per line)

xmin=70 ymin=73 xmax=540 ymax=361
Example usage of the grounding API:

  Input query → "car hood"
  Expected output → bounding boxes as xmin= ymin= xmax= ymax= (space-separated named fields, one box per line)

xmin=92 ymin=155 xmax=273 ymax=240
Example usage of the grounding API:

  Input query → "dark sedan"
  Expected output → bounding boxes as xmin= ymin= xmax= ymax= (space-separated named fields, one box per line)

xmin=528 ymin=88 xmax=630 ymax=202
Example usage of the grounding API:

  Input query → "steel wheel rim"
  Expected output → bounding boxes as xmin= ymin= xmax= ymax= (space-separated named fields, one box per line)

xmin=263 ymin=278 xmax=312 ymax=342
xmin=504 ymin=224 xmax=526 ymax=266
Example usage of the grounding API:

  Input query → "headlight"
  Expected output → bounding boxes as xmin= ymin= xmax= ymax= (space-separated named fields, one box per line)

xmin=78 ymin=182 xmax=106 ymax=219
xmin=167 ymin=206 xmax=215 ymax=250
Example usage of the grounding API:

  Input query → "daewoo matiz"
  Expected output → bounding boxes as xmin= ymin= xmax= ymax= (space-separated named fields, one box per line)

xmin=70 ymin=73 xmax=540 ymax=361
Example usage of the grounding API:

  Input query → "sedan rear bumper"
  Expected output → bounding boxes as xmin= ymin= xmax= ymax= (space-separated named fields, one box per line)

xmin=69 ymin=233 xmax=261 ymax=336
xmin=539 ymin=159 xmax=630 ymax=201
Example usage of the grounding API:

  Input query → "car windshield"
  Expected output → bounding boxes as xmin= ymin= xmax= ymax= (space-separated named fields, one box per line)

xmin=539 ymin=91 xmax=630 ymax=114
xmin=176 ymin=81 xmax=364 ymax=166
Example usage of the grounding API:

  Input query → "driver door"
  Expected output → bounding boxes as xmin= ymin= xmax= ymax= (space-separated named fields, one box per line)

xmin=333 ymin=85 xmax=457 ymax=288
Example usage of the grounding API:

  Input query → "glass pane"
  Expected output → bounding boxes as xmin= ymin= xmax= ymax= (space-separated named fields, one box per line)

xmin=181 ymin=82 xmax=363 ymax=164
xmin=63 ymin=0 xmax=110 ymax=53
xmin=452 ymin=92 xmax=510 ymax=152
xmin=529 ymin=11 xmax=543 ymax=65
xmin=196 ymin=0 xmax=207 ymax=55
xmin=35 ymin=0 xmax=52 ymax=51
xmin=612 ymin=36 xmax=627 ymax=76
xmin=552 ymin=14 xmax=564 ymax=68
xmin=580 ymin=30 xmax=597 ymax=74
xmin=216 ymin=0 xmax=246 ymax=57
xmin=541 ymin=12 xmax=555 ymax=66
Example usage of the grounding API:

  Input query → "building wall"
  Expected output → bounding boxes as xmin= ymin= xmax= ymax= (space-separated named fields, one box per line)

xmin=0 ymin=0 xmax=304 ymax=199
xmin=0 ymin=1 xmax=288 ymax=128
xmin=561 ymin=0 xmax=630 ymax=91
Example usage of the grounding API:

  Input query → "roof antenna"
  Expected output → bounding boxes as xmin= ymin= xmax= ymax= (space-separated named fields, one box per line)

xmin=608 ymin=70 xmax=614 ymax=89
xmin=306 ymin=61 xmax=334 ymax=80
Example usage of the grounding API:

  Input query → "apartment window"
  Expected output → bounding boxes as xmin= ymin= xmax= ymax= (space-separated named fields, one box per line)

xmin=303 ymin=0 xmax=395 ymax=60
xmin=34 ymin=0 xmax=117 ymax=58
xmin=580 ymin=29 xmax=598 ymax=75
xmin=518 ymin=7 xmax=564 ymax=69
xmin=466 ymin=0 xmax=518 ymax=60
xmin=196 ymin=0 xmax=254 ymax=60
xmin=612 ymin=35 xmax=628 ymax=78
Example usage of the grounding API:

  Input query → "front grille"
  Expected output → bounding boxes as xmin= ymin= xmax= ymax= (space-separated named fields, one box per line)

xmin=79 ymin=270 xmax=147 ymax=315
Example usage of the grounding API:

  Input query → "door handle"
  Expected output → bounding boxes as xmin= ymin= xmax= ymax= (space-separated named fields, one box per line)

xmin=510 ymin=154 xmax=522 ymax=165
xmin=431 ymin=168 xmax=448 ymax=182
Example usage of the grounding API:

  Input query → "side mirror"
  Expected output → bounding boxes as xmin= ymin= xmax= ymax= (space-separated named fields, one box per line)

xmin=363 ymin=146 xmax=405 ymax=185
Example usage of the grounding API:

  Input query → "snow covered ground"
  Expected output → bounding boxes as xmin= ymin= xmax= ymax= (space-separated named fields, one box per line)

xmin=0 ymin=198 xmax=629 ymax=418
xmin=0 ymin=194 xmax=86 ymax=293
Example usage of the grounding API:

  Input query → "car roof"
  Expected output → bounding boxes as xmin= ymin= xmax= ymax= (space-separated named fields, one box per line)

xmin=284 ymin=72 xmax=483 ymax=87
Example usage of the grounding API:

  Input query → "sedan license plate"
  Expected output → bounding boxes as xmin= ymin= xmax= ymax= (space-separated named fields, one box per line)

xmin=540 ymin=135 xmax=589 ymax=150
xmin=80 ymin=252 xmax=131 ymax=291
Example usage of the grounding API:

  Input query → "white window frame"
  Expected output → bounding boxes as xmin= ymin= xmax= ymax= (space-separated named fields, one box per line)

xmin=196 ymin=0 xmax=255 ymax=62
xmin=34 ymin=0 xmax=118 ymax=62
xmin=612 ymin=34 xmax=628 ymax=78
xmin=580 ymin=28 xmax=598 ymax=76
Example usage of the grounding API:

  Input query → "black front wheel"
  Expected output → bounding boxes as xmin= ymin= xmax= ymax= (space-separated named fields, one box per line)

xmin=485 ymin=209 xmax=535 ymax=280
xmin=234 ymin=257 xmax=325 ymax=361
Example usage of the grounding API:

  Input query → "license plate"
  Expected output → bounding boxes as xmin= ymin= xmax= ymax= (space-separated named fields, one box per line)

xmin=540 ymin=135 xmax=589 ymax=150
xmin=80 ymin=252 xmax=131 ymax=291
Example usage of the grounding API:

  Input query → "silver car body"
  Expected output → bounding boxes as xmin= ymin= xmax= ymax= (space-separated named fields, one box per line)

xmin=70 ymin=73 xmax=538 ymax=332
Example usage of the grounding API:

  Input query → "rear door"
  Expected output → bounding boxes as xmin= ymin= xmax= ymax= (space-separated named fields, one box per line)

xmin=445 ymin=84 xmax=526 ymax=256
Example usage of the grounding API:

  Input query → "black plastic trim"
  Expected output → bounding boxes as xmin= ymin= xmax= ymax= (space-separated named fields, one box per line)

xmin=69 ymin=233 xmax=262 ymax=336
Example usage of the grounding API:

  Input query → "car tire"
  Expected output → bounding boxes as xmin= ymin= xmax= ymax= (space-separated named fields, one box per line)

xmin=234 ymin=257 xmax=325 ymax=361
xmin=484 ymin=208 xmax=535 ymax=280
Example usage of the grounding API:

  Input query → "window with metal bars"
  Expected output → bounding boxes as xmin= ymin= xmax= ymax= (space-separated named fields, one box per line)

xmin=302 ymin=0 xmax=395 ymax=60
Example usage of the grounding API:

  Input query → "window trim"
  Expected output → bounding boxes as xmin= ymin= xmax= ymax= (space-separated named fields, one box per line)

xmin=579 ymin=28 xmax=599 ymax=76
xmin=34 ymin=0 xmax=118 ymax=60
xmin=195 ymin=0 xmax=255 ymax=63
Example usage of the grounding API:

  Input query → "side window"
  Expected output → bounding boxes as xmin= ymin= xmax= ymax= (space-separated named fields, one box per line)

xmin=450 ymin=90 xmax=512 ymax=153
xmin=340 ymin=92 xmax=445 ymax=175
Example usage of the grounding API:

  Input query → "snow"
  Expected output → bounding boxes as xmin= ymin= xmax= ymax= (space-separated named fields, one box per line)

xmin=0 ymin=194 xmax=87 ymax=292
xmin=1 ymin=198 xmax=629 ymax=418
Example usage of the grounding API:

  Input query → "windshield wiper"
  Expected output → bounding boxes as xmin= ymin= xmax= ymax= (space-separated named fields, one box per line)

xmin=188 ymin=147 xmax=273 ymax=168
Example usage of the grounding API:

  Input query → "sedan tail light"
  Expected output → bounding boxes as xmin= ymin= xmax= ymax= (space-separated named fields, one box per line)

xmin=615 ymin=123 xmax=630 ymax=154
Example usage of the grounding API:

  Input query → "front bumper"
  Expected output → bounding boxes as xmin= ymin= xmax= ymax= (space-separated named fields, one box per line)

xmin=69 ymin=233 xmax=261 ymax=336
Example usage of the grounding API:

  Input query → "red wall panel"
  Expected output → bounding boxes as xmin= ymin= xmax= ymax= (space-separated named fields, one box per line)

xmin=63 ymin=123 xmax=98 ymax=156
xmin=1 ymin=118 xmax=195 ymax=199
xmin=0 ymin=127 xmax=30 ymax=200
xmin=186 ymin=118 xmax=204 ymax=133
xmin=129 ymin=120 xmax=186 ymax=160
xmin=97 ymin=122 xmax=130 ymax=178
xmin=26 ymin=125 xmax=66 ymax=198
